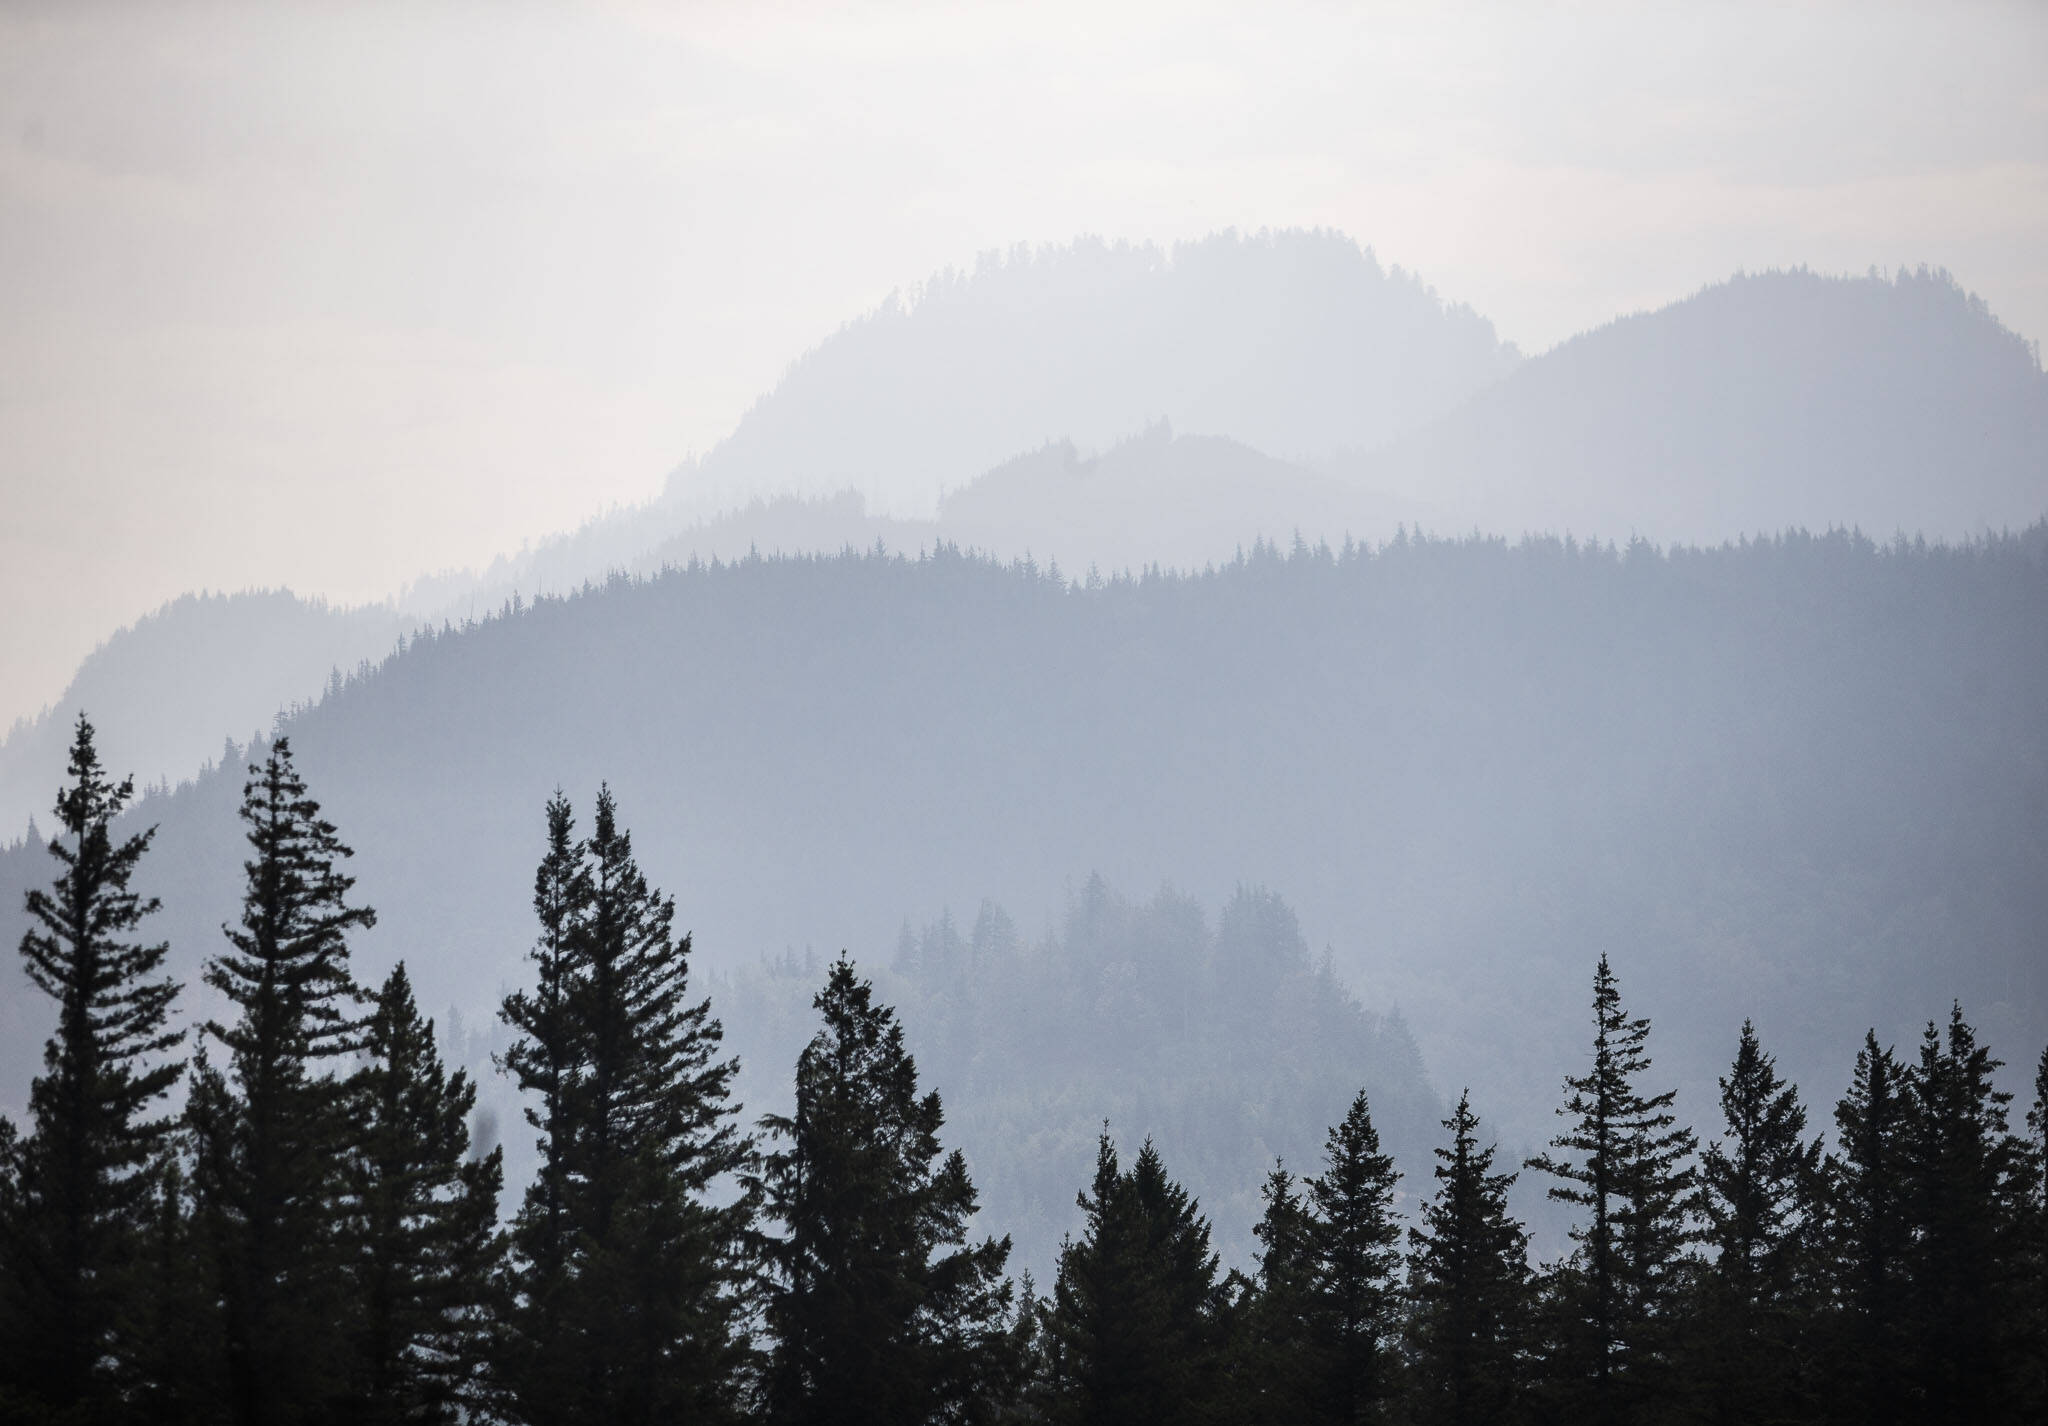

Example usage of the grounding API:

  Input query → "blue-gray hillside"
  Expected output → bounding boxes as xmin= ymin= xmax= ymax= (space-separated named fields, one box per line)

xmin=710 ymin=880 xmax=1437 ymax=1279
xmin=2 ymin=533 xmax=2041 ymax=1188
xmin=0 ymin=590 xmax=414 ymax=835
xmin=1351 ymin=267 xmax=2048 ymax=543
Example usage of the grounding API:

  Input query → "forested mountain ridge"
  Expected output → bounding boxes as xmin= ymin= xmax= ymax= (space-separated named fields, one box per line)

xmin=0 ymin=591 xmax=416 ymax=835
xmin=3 ymin=529 xmax=2041 ymax=1171
xmin=13 ymin=250 xmax=2040 ymax=828
xmin=1347 ymin=266 xmax=2048 ymax=542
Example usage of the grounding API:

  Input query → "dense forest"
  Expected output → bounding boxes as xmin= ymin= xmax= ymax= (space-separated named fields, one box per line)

xmin=2 ymin=720 xmax=2044 ymax=1423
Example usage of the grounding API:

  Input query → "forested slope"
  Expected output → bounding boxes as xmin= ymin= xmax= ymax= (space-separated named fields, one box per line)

xmin=2 ymin=530 xmax=2043 ymax=1173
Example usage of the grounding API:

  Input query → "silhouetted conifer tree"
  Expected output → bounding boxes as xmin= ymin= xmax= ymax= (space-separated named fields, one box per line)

xmin=125 ymin=1161 xmax=219 ymax=1425
xmin=1692 ymin=1020 xmax=1824 ymax=1424
xmin=187 ymin=736 xmax=375 ymax=1426
xmin=494 ymin=791 xmax=593 ymax=1415
xmin=496 ymin=787 xmax=753 ymax=1425
xmin=1042 ymin=1131 xmax=1229 ymax=1425
xmin=347 ymin=962 xmax=504 ymax=1423
xmin=1825 ymin=1030 xmax=1912 ymax=1426
xmin=1302 ymin=1088 xmax=1405 ymax=1424
xmin=1234 ymin=1162 xmax=1319 ymax=1424
xmin=1898 ymin=1006 xmax=2023 ymax=1421
xmin=1526 ymin=955 xmax=1697 ymax=1425
xmin=0 ymin=715 xmax=184 ymax=1415
xmin=1406 ymin=1090 xmax=1531 ymax=1426
xmin=755 ymin=955 xmax=1017 ymax=1426
xmin=2019 ymin=1046 xmax=2048 ymax=1421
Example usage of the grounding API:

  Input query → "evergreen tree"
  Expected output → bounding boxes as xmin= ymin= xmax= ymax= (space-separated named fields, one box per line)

xmin=1824 ymin=1031 xmax=1912 ymax=1426
xmin=0 ymin=715 xmax=184 ymax=1415
xmin=495 ymin=787 xmax=754 ymax=1425
xmin=1302 ymin=1088 xmax=1404 ymax=1425
xmin=494 ymin=792 xmax=593 ymax=1417
xmin=127 ymin=1161 xmax=220 ymax=1426
xmin=2019 ymin=1045 xmax=2048 ymax=1422
xmin=1234 ymin=1162 xmax=1319 ymax=1425
xmin=1526 ymin=955 xmax=1697 ymax=1425
xmin=187 ymin=736 xmax=375 ymax=1426
xmin=755 ymin=955 xmax=1017 ymax=1426
xmin=1406 ymin=1090 xmax=1531 ymax=1426
xmin=1692 ymin=1021 xmax=1824 ymax=1424
xmin=1897 ymin=1006 xmax=2023 ymax=1421
xmin=1042 ymin=1131 xmax=1229 ymax=1426
xmin=347 ymin=962 xmax=504 ymax=1424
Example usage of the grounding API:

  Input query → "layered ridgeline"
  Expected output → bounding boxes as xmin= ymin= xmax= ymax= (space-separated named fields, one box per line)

xmin=1346 ymin=266 xmax=2048 ymax=542
xmin=0 ymin=591 xmax=417 ymax=835
xmin=11 ymin=248 xmax=2039 ymax=839
xmin=436 ymin=228 xmax=1516 ymax=605
xmin=2 ymin=531 xmax=2041 ymax=1206
xmin=466 ymin=255 xmax=2045 ymax=607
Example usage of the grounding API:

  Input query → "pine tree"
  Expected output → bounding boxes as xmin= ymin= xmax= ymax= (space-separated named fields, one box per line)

xmin=347 ymin=962 xmax=504 ymax=1424
xmin=1302 ymin=1088 xmax=1404 ymax=1425
xmin=1406 ymin=1090 xmax=1531 ymax=1426
xmin=2018 ymin=1046 xmax=2048 ymax=1422
xmin=494 ymin=791 xmax=593 ymax=1417
xmin=1693 ymin=1020 xmax=1823 ymax=1424
xmin=1526 ymin=955 xmax=1697 ymax=1425
xmin=755 ymin=955 xmax=1017 ymax=1426
xmin=0 ymin=715 xmax=184 ymax=1414
xmin=495 ymin=787 xmax=754 ymax=1425
xmin=187 ymin=736 xmax=375 ymax=1426
xmin=1234 ymin=1162 xmax=1319 ymax=1425
xmin=1898 ymin=1006 xmax=2023 ymax=1421
xmin=1042 ymin=1131 xmax=1229 ymax=1426
xmin=127 ymin=1161 xmax=220 ymax=1425
xmin=1824 ymin=1031 xmax=1912 ymax=1426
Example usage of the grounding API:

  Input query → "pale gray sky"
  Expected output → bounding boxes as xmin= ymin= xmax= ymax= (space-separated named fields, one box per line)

xmin=3 ymin=0 xmax=2044 ymax=728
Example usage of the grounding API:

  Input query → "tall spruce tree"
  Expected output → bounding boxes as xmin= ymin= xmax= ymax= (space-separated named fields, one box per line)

xmin=1693 ymin=1020 xmax=1824 ymax=1424
xmin=1406 ymin=1090 xmax=1531 ymax=1426
xmin=494 ymin=791 xmax=593 ymax=1417
xmin=1042 ymin=1132 xmax=1229 ymax=1426
xmin=2020 ymin=1046 xmax=2048 ymax=1422
xmin=187 ymin=736 xmax=375 ymax=1426
xmin=1526 ymin=955 xmax=1698 ymax=1425
xmin=129 ymin=1161 xmax=219 ymax=1426
xmin=1235 ymin=1162 xmax=1319 ymax=1425
xmin=1825 ymin=1031 xmax=1912 ymax=1426
xmin=1302 ymin=1088 xmax=1405 ymax=1425
xmin=0 ymin=715 xmax=184 ymax=1415
xmin=1898 ymin=1006 xmax=2023 ymax=1422
xmin=495 ymin=787 xmax=753 ymax=1425
xmin=755 ymin=955 xmax=1017 ymax=1426
xmin=347 ymin=963 xmax=504 ymax=1424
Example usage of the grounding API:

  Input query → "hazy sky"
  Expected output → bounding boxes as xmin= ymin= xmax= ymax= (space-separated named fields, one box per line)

xmin=3 ymin=0 xmax=2044 ymax=728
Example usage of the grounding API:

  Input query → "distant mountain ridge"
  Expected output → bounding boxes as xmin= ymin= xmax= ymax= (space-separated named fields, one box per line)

xmin=9 ymin=244 xmax=2042 ymax=839
xmin=665 ymin=228 xmax=1518 ymax=515
xmin=0 ymin=591 xmax=416 ymax=835
xmin=1346 ymin=266 xmax=2047 ymax=541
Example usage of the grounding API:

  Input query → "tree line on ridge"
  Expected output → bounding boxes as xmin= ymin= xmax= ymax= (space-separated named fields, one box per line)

xmin=1 ymin=716 xmax=2043 ymax=1424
